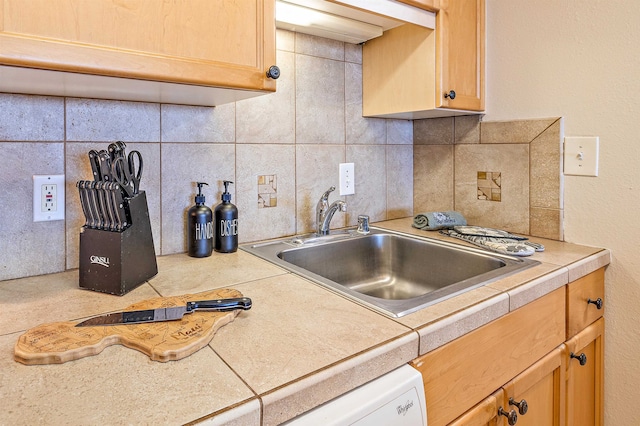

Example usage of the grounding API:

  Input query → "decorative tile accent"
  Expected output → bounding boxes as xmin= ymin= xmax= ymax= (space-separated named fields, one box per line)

xmin=455 ymin=144 xmax=529 ymax=235
xmin=477 ymin=171 xmax=502 ymax=201
xmin=258 ymin=175 xmax=277 ymax=208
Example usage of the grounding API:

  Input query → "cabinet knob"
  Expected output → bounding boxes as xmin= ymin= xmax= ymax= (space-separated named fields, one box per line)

xmin=444 ymin=90 xmax=456 ymax=100
xmin=509 ymin=397 xmax=529 ymax=415
xmin=498 ymin=407 xmax=518 ymax=425
xmin=570 ymin=352 xmax=588 ymax=366
xmin=587 ymin=298 xmax=603 ymax=309
xmin=266 ymin=65 xmax=281 ymax=79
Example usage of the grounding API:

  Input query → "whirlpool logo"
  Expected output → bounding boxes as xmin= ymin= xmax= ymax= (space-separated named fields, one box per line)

xmin=397 ymin=399 xmax=414 ymax=416
xmin=90 ymin=255 xmax=110 ymax=268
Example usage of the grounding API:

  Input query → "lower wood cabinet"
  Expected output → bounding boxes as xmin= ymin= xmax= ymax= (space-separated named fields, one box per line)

xmin=410 ymin=268 xmax=605 ymax=426
xmin=566 ymin=317 xmax=604 ymax=426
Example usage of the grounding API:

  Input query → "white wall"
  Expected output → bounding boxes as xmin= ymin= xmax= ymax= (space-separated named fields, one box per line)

xmin=485 ymin=1 xmax=640 ymax=423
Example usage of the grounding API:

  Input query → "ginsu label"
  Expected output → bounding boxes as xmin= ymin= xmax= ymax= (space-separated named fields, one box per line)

xmin=90 ymin=255 xmax=110 ymax=268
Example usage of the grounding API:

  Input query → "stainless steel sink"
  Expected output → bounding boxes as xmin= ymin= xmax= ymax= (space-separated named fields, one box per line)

xmin=241 ymin=228 xmax=539 ymax=317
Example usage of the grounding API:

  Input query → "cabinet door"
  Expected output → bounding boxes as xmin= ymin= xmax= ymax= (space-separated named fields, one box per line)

xmin=437 ymin=0 xmax=485 ymax=110
xmin=410 ymin=287 xmax=565 ymax=426
xmin=566 ymin=318 xmax=604 ymax=426
xmin=502 ymin=347 xmax=565 ymax=426
xmin=0 ymin=0 xmax=276 ymax=93
xmin=449 ymin=389 xmax=504 ymax=426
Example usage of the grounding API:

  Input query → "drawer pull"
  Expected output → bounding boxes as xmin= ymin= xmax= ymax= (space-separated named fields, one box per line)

xmin=587 ymin=298 xmax=603 ymax=309
xmin=509 ymin=397 xmax=529 ymax=415
xmin=498 ymin=407 xmax=518 ymax=425
xmin=570 ymin=352 xmax=587 ymax=366
xmin=266 ymin=65 xmax=281 ymax=80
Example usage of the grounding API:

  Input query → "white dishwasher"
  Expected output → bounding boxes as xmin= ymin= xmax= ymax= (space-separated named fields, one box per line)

xmin=283 ymin=364 xmax=427 ymax=425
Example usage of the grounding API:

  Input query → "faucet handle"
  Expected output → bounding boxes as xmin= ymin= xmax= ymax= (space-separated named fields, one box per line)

xmin=321 ymin=186 xmax=336 ymax=200
xmin=357 ymin=215 xmax=370 ymax=235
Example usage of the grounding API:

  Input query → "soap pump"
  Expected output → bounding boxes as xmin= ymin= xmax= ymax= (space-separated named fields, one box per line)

xmin=187 ymin=182 xmax=213 ymax=258
xmin=214 ymin=180 xmax=238 ymax=253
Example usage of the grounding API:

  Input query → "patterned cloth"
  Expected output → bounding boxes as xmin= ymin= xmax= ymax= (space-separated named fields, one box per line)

xmin=440 ymin=226 xmax=545 ymax=257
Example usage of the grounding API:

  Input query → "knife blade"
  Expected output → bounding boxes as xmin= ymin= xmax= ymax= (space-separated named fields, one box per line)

xmin=75 ymin=297 xmax=252 ymax=327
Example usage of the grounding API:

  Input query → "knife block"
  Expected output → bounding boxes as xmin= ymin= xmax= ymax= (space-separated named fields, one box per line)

xmin=79 ymin=191 xmax=158 ymax=295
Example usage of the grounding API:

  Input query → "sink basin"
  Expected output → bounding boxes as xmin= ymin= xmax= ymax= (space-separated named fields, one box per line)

xmin=241 ymin=228 xmax=539 ymax=317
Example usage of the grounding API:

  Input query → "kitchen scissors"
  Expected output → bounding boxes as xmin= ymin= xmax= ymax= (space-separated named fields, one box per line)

xmin=111 ymin=150 xmax=143 ymax=198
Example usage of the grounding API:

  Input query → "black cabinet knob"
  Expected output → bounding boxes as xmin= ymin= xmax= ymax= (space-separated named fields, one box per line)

xmin=571 ymin=352 xmax=587 ymax=366
xmin=509 ymin=398 xmax=529 ymax=415
xmin=498 ymin=407 xmax=518 ymax=425
xmin=266 ymin=65 xmax=280 ymax=79
xmin=444 ymin=90 xmax=456 ymax=100
xmin=587 ymin=298 xmax=603 ymax=309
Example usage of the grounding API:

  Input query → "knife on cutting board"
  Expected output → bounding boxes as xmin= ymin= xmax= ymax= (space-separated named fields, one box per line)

xmin=75 ymin=297 xmax=252 ymax=327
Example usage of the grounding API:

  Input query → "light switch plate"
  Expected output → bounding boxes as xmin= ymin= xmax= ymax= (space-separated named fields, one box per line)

xmin=564 ymin=137 xmax=599 ymax=176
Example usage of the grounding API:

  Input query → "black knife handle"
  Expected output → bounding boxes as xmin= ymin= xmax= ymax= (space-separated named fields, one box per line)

xmin=187 ymin=297 xmax=252 ymax=312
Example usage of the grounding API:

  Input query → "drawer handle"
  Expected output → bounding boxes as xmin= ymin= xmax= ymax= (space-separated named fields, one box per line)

xmin=498 ymin=407 xmax=518 ymax=425
xmin=444 ymin=90 xmax=456 ymax=100
xmin=587 ymin=298 xmax=603 ymax=309
xmin=509 ymin=397 xmax=529 ymax=415
xmin=570 ymin=352 xmax=587 ymax=366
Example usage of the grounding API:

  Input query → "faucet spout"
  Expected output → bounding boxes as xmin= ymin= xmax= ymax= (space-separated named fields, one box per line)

xmin=316 ymin=187 xmax=346 ymax=235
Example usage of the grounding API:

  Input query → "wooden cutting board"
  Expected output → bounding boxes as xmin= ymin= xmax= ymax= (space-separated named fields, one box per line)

xmin=14 ymin=288 xmax=246 ymax=365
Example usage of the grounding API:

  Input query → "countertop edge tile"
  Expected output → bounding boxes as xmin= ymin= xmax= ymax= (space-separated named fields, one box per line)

xmin=417 ymin=293 xmax=510 ymax=354
xmin=506 ymin=267 xmax=569 ymax=311
xmin=260 ymin=331 xmax=419 ymax=426
xmin=567 ymin=248 xmax=612 ymax=282
xmin=195 ymin=398 xmax=261 ymax=426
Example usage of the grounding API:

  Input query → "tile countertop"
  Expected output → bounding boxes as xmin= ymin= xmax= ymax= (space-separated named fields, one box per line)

xmin=0 ymin=218 xmax=610 ymax=425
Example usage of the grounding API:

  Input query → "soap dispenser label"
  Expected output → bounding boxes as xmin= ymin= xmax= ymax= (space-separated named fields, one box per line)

xmin=219 ymin=219 xmax=238 ymax=237
xmin=195 ymin=221 xmax=214 ymax=240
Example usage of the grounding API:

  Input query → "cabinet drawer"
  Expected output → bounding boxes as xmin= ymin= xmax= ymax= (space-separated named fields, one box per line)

xmin=410 ymin=287 xmax=566 ymax=426
xmin=567 ymin=268 xmax=604 ymax=339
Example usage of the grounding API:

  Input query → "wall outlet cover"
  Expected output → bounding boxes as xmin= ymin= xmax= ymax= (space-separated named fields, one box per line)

xmin=33 ymin=175 xmax=65 ymax=222
xmin=339 ymin=163 xmax=355 ymax=195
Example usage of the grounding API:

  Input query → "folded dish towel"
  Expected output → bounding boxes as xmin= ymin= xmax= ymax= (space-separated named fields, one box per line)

xmin=440 ymin=226 xmax=545 ymax=257
xmin=412 ymin=211 xmax=467 ymax=230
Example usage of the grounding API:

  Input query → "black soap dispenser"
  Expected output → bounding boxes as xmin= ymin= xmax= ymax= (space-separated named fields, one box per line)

xmin=187 ymin=182 xmax=213 ymax=258
xmin=214 ymin=180 xmax=238 ymax=253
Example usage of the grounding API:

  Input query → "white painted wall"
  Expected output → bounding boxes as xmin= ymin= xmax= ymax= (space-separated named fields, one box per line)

xmin=485 ymin=1 xmax=640 ymax=423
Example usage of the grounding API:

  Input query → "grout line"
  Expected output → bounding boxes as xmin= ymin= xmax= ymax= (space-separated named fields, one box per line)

xmin=159 ymin=104 xmax=163 ymax=255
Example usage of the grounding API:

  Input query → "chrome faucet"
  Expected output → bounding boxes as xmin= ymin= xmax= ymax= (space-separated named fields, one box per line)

xmin=316 ymin=186 xmax=347 ymax=235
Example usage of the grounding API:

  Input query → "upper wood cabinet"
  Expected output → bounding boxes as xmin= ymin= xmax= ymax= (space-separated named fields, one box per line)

xmin=0 ymin=0 xmax=277 ymax=106
xmin=396 ymin=0 xmax=440 ymax=13
xmin=362 ymin=0 xmax=484 ymax=119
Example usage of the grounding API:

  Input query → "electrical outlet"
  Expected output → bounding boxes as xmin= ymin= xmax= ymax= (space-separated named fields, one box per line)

xmin=33 ymin=175 xmax=65 ymax=222
xmin=339 ymin=163 xmax=355 ymax=195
